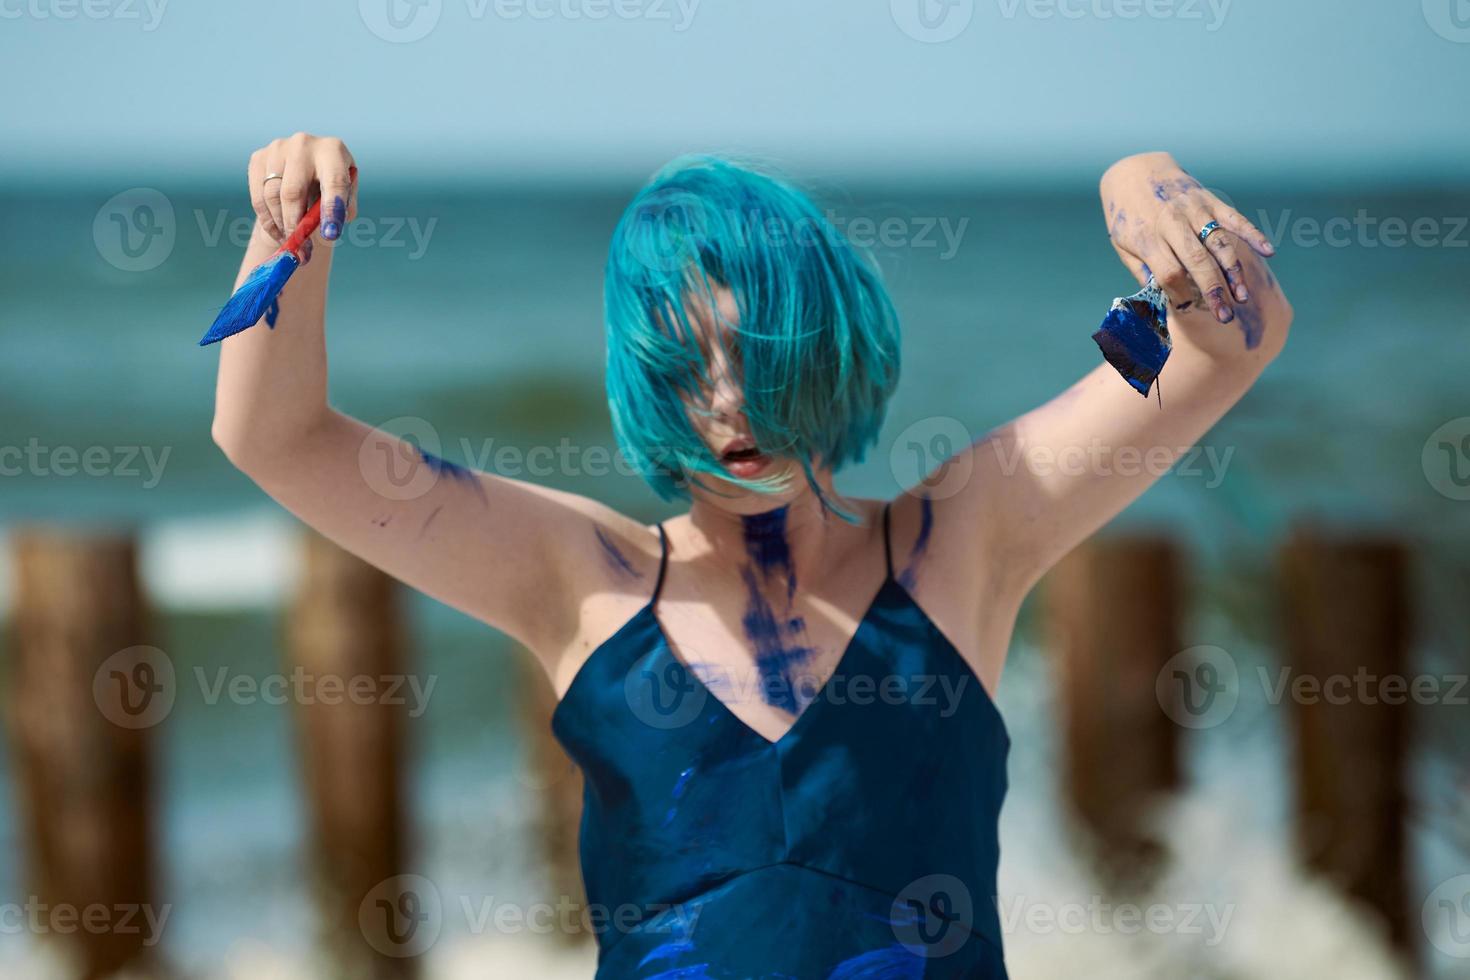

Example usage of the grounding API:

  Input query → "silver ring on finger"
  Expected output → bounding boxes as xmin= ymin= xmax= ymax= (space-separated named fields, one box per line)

xmin=262 ymin=173 xmax=284 ymax=190
xmin=1198 ymin=220 xmax=1222 ymax=245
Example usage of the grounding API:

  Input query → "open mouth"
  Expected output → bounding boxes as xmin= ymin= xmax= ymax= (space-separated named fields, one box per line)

xmin=719 ymin=438 xmax=771 ymax=477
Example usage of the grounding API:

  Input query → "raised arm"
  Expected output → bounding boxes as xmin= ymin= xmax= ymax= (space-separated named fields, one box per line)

xmin=209 ymin=134 xmax=655 ymax=668
xmin=904 ymin=154 xmax=1290 ymax=671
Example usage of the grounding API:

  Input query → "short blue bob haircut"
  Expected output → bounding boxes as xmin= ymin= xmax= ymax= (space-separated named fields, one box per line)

xmin=604 ymin=155 xmax=901 ymax=516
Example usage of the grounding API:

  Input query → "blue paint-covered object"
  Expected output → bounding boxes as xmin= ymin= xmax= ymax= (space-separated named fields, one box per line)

xmin=1092 ymin=279 xmax=1172 ymax=397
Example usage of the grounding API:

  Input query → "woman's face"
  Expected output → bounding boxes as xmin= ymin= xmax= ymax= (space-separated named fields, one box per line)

xmin=680 ymin=285 xmax=811 ymax=514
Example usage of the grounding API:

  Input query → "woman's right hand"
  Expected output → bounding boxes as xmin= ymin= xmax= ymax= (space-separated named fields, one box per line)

xmin=246 ymin=133 xmax=358 ymax=243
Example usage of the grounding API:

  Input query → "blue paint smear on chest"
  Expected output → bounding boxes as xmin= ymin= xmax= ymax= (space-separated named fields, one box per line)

xmin=417 ymin=448 xmax=489 ymax=506
xmin=897 ymin=497 xmax=933 ymax=590
xmin=594 ymin=525 xmax=644 ymax=580
xmin=825 ymin=944 xmax=926 ymax=979
xmin=740 ymin=508 xmax=815 ymax=713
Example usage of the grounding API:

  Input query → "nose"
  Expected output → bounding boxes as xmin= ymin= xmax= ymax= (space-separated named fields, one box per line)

xmin=705 ymin=349 xmax=744 ymax=419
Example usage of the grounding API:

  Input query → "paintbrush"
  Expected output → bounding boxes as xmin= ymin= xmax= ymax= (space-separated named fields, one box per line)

xmin=198 ymin=166 xmax=355 ymax=347
xmin=1091 ymin=278 xmax=1171 ymax=400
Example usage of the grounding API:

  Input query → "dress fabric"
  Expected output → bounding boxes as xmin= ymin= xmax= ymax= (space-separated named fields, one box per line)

xmin=550 ymin=507 xmax=1011 ymax=979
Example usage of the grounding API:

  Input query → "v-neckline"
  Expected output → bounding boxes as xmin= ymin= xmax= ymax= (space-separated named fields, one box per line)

xmin=649 ymin=575 xmax=899 ymax=749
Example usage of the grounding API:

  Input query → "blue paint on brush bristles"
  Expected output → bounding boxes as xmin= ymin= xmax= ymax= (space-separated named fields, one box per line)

xmin=199 ymin=251 xmax=300 ymax=345
xmin=1092 ymin=279 xmax=1171 ymax=398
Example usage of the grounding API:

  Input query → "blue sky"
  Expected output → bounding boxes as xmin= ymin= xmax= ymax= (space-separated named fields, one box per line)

xmin=3 ymin=0 xmax=1467 ymax=183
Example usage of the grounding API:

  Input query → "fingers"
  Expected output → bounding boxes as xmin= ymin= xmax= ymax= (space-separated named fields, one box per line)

xmin=1110 ymin=239 xmax=1150 ymax=288
xmin=313 ymin=138 xmax=356 ymax=242
xmin=248 ymin=148 xmax=286 ymax=242
xmin=279 ymin=134 xmax=314 ymax=238
xmin=1209 ymin=199 xmax=1275 ymax=257
xmin=1191 ymin=206 xmax=1249 ymax=304
xmin=1158 ymin=214 xmax=1228 ymax=321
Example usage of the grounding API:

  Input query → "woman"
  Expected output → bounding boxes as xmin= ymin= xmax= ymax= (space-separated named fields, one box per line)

xmin=211 ymin=135 xmax=1291 ymax=978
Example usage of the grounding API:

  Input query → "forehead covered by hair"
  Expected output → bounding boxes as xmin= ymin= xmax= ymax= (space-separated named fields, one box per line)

xmin=604 ymin=155 xmax=902 ymax=506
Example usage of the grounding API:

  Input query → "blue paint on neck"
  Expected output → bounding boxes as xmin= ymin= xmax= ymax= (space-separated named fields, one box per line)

xmin=740 ymin=566 xmax=814 ymax=715
xmin=741 ymin=507 xmax=793 ymax=577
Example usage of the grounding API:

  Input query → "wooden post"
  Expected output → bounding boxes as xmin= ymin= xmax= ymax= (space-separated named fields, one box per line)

xmin=1280 ymin=529 xmax=1412 ymax=955
xmin=515 ymin=650 xmax=588 ymax=945
xmin=1043 ymin=535 xmax=1183 ymax=885
xmin=7 ymin=530 xmax=159 ymax=979
xmin=287 ymin=532 xmax=415 ymax=978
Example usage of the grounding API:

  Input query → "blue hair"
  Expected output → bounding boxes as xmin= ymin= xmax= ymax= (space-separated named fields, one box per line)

xmin=604 ymin=155 xmax=901 ymax=517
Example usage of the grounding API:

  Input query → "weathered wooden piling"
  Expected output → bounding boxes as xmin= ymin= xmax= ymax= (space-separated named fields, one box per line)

xmin=515 ymin=650 xmax=588 ymax=945
xmin=1043 ymin=535 xmax=1183 ymax=885
xmin=286 ymin=531 xmax=415 ymax=978
xmin=1280 ymin=529 xmax=1412 ymax=955
xmin=8 ymin=530 xmax=158 ymax=979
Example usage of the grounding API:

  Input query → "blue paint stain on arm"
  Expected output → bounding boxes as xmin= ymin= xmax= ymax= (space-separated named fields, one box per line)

xmin=264 ymin=296 xmax=280 ymax=327
xmin=594 ymin=525 xmax=644 ymax=580
xmin=896 ymin=497 xmax=933 ymax=590
xmin=417 ymin=448 xmax=489 ymax=506
xmin=1231 ymin=298 xmax=1265 ymax=349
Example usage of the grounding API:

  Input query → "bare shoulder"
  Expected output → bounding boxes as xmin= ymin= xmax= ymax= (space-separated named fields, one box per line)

xmin=541 ymin=496 xmax=670 ymax=697
xmin=884 ymin=486 xmax=1023 ymax=696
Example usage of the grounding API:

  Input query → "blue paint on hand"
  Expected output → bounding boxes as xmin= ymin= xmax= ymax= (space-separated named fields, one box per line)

xmin=322 ymin=196 xmax=347 ymax=241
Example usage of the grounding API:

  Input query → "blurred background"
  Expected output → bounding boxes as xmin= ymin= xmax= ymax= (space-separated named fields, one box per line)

xmin=1 ymin=2 xmax=1468 ymax=977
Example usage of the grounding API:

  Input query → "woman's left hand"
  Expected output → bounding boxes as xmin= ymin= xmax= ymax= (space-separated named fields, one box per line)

xmin=1101 ymin=151 xmax=1275 ymax=324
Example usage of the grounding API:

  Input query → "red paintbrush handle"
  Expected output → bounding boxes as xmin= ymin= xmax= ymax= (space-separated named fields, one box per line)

xmin=275 ymin=164 xmax=358 ymax=258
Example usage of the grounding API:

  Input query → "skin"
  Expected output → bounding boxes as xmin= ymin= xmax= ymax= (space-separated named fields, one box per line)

xmin=212 ymin=135 xmax=1292 ymax=745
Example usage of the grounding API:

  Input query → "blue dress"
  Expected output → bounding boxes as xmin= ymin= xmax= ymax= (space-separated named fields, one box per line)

xmin=551 ymin=506 xmax=1011 ymax=979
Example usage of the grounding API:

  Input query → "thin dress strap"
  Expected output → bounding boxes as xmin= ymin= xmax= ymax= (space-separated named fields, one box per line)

xmin=651 ymin=523 xmax=670 ymax=605
xmin=881 ymin=503 xmax=894 ymax=580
